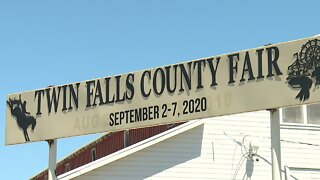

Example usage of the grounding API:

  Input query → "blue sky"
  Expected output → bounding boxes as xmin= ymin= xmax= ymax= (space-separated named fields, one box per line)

xmin=0 ymin=0 xmax=319 ymax=179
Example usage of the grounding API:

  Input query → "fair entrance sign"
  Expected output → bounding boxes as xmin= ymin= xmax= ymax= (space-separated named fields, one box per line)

xmin=6 ymin=35 xmax=320 ymax=145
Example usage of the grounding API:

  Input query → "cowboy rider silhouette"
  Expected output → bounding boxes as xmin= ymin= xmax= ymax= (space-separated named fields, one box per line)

xmin=19 ymin=95 xmax=30 ymax=115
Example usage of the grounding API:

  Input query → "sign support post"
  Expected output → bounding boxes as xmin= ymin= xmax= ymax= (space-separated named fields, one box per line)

xmin=269 ymin=109 xmax=282 ymax=180
xmin=47 ymin=139 xmax=57 ymax=180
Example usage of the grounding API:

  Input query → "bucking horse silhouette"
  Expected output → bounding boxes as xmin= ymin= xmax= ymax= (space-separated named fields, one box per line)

xmin=7 ymin=95 xmax=36 ymax=142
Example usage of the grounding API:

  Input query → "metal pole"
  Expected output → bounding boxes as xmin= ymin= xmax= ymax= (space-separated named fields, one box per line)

xmin=47 ymin=139 xmax=57 ymax=180
xmin=269 ymin=109 xmax=282 ymax=180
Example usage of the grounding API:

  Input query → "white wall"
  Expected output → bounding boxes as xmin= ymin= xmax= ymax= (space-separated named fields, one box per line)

xmin=203 ymin=110 xmax=272 ymax=180
xmin=281 ymin=125 xmax=320 ymax=179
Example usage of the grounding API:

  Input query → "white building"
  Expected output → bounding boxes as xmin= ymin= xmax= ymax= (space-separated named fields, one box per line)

xmin=53 ymin=105 xmax=320 ymax=180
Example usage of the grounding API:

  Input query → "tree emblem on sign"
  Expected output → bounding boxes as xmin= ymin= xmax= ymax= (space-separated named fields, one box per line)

xmin=7 ymin=95 xmax=37 ymax=142
xmin=287 ymin=39 xmax=320 ymax=101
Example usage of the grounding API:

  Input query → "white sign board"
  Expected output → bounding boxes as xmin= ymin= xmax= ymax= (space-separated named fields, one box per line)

xmin=6 ymin=36 xmax=320 ymax=145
